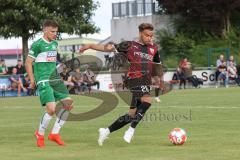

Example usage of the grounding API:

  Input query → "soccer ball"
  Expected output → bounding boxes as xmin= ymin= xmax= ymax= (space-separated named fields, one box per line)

xmin=168 ymin=128 xmax=187 ymax=145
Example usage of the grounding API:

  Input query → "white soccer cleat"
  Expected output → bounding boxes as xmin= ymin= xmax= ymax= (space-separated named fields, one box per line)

xmin=123 ymin=127 xmax=135 ymax=143
xmin=98 ymin=128 xmax=110 ymax=146
xmin=155 ymin=97 xmax=161 ymax=103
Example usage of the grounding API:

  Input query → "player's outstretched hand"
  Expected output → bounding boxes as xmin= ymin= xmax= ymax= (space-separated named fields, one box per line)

xmin=79 ymin=44 xmax=90 ymax=53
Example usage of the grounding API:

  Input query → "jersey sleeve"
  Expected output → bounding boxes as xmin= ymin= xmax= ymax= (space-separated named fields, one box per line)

xmin=114 ymin=41 xmax=131 ymax=53
xmin=28 ymin=42 xmax=39 ymax=59
xmin=153 ymin=50 xmax=161 ymax=63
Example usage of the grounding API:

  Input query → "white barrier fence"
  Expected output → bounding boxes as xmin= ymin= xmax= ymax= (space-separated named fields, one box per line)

xmin=94 ymin=70 xmax=217 ymax=92
xmin=0 ymin=70 xmax=219 ymax=94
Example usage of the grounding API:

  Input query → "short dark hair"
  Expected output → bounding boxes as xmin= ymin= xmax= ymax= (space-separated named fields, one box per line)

xmin=42 ymin=19 xmax=59 ymax=28
xmin=138 ymin=23 xmax=154 ymax=32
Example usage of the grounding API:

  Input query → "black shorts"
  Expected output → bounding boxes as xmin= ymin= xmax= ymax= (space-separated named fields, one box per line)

xmin=124 ymin=75 xmax=151 ymax=109
xmin=130 ymin=86 xmax=151 ymax=109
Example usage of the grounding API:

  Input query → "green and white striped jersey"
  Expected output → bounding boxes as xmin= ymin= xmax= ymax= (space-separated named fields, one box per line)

xmin=28 ymin=37 xmax=60 ymax=85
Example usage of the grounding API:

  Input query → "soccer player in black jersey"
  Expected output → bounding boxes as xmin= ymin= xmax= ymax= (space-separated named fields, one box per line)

xmin=80 ymin=23 xmax=161 ymax=145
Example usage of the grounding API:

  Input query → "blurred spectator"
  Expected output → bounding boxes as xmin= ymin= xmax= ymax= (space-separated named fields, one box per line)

xmin=9 ymin=68 xmax=27 ymax=96
xmin=179 ymin=58 xmax=199 ymax=88
xmin=175 ymin=66 xmax=186 ymax=89
xmin=71 ymin=68 xmax=88 ymax=94
xmin=83 ymin=65 xmax=100 ymax=90
xmin=22 ymin=73 xmax=35 ymax=95
xmin=0 ymin=59 xmax=8 ymax=75
xmin=227 ymin=55 xmax=236 ymax=66
xmin=15 ymin=59 xmax=25 ymax=74
xmin=216 ymin=54 xmax=228 ymax=88
xmin=60 ymin=67 xmax=74 ymax=88
xmin=22 ymin=73 xmax=30 ymax=88
xmin=56 ymin=62 xmax=66 ymax=74
xmin=216 ymin=54 xmax=226 ymax=76
xmin=227 ymin=55 xmax=240 ymax=85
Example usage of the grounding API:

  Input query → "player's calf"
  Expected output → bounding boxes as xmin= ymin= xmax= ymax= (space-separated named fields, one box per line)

xmin=60 ymin=98 xmax=74 ymax=111
xmin=48 ymin=98 xmax=73 ymax=146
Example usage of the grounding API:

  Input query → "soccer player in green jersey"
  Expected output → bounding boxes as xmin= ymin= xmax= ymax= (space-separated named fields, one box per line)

xmin=25 ymin=20 xmax=73 ymax=147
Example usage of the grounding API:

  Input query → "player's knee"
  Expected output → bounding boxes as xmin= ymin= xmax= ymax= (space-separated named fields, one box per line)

xmin=46 ymin=102 xmax=56 ymax=115
xmin=63 ymin=105 xmax=73 ymax=111
xmin=128 ymin=113 xmax=135 ymax=118
xmin=46 ymin=108 xmax=55 ymax=116
xmin=128 ymin=108 xmax=137 ymax=118
xmin=141 ymin=96 xmax=152 ymax=104
xmin=61 ymin=98 xmax=74 ymax=110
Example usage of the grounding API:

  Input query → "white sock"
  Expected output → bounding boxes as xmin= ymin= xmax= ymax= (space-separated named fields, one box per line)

xmin=105 ymin=128 xmax=110 ymax=134
xmin=51 ymin=109 xmax=69 ymax=134
xmin=38 ymin=113 xmax=53 ymax=135
xmin=128 ymin=126 xmax=135 ymax=133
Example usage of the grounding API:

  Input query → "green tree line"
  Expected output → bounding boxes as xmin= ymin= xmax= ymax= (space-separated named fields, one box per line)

xmin=156 ymin=0 xmax=240 ymax=68
xmin=0 ymin=0 xmax=99 ymax=61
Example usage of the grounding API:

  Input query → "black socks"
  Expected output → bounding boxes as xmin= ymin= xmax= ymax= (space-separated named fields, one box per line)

xmin=108 ymin=114 xmax=133 ymax=133
xmin=131 ymin=102 xmax=151 ymax=128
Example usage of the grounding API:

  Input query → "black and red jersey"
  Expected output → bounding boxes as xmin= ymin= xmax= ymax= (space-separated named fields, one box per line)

xmin=114 ymin=41 xmax=160 ymax=79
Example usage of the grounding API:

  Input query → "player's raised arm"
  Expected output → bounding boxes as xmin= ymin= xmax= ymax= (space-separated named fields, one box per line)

xmin=79 ymin=43 xmax=115 ymax=53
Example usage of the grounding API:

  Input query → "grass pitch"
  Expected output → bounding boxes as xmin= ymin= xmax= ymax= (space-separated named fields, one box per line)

xmin=0 ymin=88 xmax=240 ymax=160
